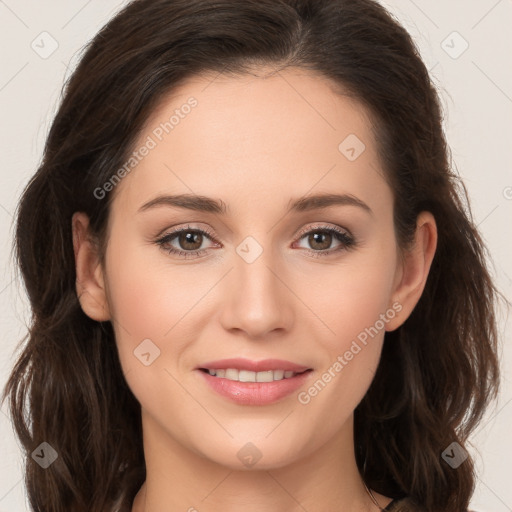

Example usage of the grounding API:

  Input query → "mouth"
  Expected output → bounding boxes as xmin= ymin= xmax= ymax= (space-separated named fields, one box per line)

xmin=198 ymin=367 xmax=313 ymax=382
xmin=195 ymin=358 xmax=314 ymax=405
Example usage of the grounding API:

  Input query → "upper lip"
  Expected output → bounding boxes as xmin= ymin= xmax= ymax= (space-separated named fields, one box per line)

xmin=198 ymin=358 xmax=311 ymax=373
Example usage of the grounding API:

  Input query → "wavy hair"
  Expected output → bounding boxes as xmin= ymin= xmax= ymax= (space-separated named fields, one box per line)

xmin=2 ymin=0 xmax=502 ymax=511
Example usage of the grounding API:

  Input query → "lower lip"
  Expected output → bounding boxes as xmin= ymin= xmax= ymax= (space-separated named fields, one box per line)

xmin=197 ymin=370 xmax=313 ymax=405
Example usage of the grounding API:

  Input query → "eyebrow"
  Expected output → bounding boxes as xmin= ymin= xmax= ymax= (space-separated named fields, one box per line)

xmin=138 ymin=192 xmax=373 ymax=216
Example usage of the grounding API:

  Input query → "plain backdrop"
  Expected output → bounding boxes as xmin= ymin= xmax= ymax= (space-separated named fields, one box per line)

xmin=0 ymin=1 xmax=511 ymax=510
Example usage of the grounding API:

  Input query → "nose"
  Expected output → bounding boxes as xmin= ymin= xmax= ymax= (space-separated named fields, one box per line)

xmin=218 ymin=243 xmax=294 ymax=339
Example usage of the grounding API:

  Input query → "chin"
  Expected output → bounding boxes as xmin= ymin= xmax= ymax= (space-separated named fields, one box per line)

xmin=191 ymin=433 xmax=311 ymax=472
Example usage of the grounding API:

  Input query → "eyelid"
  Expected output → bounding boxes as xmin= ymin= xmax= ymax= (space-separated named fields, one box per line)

xmin=294 ymin=222 xmax=353 ymax=240
xmin=153 ymin=222 xmax=215 ymax=239
xmin=156 ymin=224 xmax=220 ymax=248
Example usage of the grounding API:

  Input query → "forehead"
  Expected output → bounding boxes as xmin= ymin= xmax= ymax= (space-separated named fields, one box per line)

xmin=109 ymin=66 xmax=387 ymax=216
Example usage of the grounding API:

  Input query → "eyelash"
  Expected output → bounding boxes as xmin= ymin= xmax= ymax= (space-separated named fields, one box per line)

xmin=155 ymin=224 xmax=356 ymax=259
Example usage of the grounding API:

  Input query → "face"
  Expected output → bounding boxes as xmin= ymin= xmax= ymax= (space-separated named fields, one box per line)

xmin=83 ymin=67 xmax=411 ymax=470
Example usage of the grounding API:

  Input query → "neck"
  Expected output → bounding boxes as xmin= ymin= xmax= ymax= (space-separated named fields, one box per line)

xmin=131 ymin=409 xmax=391 ymax=512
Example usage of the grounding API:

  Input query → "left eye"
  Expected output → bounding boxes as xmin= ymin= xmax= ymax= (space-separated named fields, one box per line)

xmin=294 ymin=227 xmax=354 ymax=253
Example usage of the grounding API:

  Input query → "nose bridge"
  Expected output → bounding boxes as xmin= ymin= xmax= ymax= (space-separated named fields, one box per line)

xmin=219 ymin=235 xmax=292 ymax=336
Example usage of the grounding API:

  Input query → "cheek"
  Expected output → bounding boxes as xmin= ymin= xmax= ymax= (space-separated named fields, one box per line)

xmin=295 ymin=243 xmax=397 ymax=403
xmin=300 ymin=245 xmax=398 ymax=349
xmin=294 ymin=264 xmax=396 ymax=435
xmin=103 ymin=237 xmax=204 ymax=374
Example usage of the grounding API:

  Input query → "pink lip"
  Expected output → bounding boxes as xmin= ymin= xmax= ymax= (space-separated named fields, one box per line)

xmin=197 ymin=369 xmax=313 ymax=405
xmin=198 ymin=358 xmax=311 ymax=372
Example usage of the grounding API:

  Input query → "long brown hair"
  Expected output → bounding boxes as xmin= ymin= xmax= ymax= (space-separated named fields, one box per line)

xmin=2 ymin=0 xmax=502 ymax=510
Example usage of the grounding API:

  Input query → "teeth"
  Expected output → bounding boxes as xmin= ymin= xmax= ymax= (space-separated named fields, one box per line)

xmin=206 ymin=368 xmax=301 ymax=382
xmin=255 ymin=370 xmax=274 ymax=382
xmin=225 ymin=368 xmax=238 ymax=380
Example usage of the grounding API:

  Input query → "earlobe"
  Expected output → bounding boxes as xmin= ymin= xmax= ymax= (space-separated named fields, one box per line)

xmin=386 ymin=211 xmax=437 ymax=332
xmin=72 ymin=212 xmax=111 ymax=322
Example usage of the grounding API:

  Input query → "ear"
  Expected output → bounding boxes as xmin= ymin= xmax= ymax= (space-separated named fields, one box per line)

xmin=72 ymin=212 xmax=111 ymax=322
xmin=386 ymin=211 xmax=437 ymax=331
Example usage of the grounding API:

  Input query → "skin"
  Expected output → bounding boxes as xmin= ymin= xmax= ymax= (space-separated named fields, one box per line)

xmin=72 ymin=66 xmax=437 ymax=512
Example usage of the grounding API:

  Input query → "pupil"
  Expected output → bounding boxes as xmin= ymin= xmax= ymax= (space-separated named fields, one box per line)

xmin=181 ymin=231 xmax=202 ymax=250
xmin=310 ymin=232 xmax=331 ymax=250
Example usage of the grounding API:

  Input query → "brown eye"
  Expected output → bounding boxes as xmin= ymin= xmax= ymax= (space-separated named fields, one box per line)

xmin=307 ymin=231 xmax=333 ymax=251
xmin=155 ymin=226 xmax=218 ymax=258
xmin=294 ymin=226 xmax=355 ymax=258
xmin=177 ymin=231 xmax=204 ymax=251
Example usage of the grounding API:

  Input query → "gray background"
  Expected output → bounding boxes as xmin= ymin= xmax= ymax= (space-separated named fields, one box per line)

xmin=0 ymin=0 xmax=511 ymax=510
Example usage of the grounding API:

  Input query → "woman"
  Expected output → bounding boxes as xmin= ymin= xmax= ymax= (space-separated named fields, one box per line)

xmin=2 ymin=0 xmax=502 ymax=511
